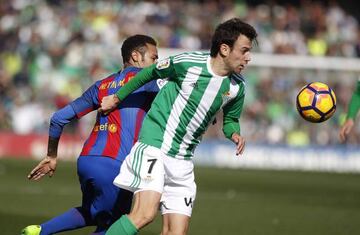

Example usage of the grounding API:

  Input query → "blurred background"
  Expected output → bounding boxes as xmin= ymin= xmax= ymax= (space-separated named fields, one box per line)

xmin=1 ymin=0 xmax=359 ymax=171
xmin=1 ymin=1 xmax=360 ymax=235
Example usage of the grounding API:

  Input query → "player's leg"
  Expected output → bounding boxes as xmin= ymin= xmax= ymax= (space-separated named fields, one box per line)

xmin=162 ymin=213 xmax=190 ymax=235
xmin=106 ymin=142 xmax=165 ymax=235
xmin=110 ymin=188 xmax=133 ymax=223
xmin=106 ymin=190 xmax=161 ymax=235
xmin=21 ymin=206 xmax=91 ymax=235
xmin=37 ymin=207 xmax=91 ymax=235
xmin=87 ymin=156 xmax=134 ymax=233
xmin=24 ymin=157 xmax=95 ymax=235
xmin=160 ymin=155 xmax=196 ymax=235
xmin=129 ymin=190 xmax=162 ymax=227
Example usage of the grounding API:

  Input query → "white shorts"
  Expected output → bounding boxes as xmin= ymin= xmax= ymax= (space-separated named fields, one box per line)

xmin=113 ymin=142 xmax=196 ymax=217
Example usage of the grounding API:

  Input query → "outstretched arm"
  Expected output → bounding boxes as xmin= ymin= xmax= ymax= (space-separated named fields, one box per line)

xmin=28 ymin=106 xmax=76 ymax=180
xmin=339 ymin=119 xmax=355 ymax=143
xmin=28 ymin=104 xmax=79 ymax=180
xmin=28 ymin=84 xmax=99 ymax=180
xmin=231 ymin=133 xmax=245 ymax=156
xmin=99 ymin=57 xmax=175 ymax=114
xmin=222 ymin=87 xmax=246 ymax=156
xmin=28 ymin=136 xmax=59 ymax=180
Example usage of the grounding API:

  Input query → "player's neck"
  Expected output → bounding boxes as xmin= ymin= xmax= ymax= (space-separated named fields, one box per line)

xmin=123 ymin=62 xmax=132 ymax=69
xmin=210 ymin=57 xmax=231 ymax=77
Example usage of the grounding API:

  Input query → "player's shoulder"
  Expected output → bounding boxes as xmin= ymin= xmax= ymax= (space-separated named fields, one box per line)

xmin=96 ymin=67 xmax=141 ymax=87
xmin=119 ymin=67 xmax=141 ymax=82
xmin=94 ymin=72 xmax=118 ymax=88
xmin=172 ymin=51 xmax=209 ymax=65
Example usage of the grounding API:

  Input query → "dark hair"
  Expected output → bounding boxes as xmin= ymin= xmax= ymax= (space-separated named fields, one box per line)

xmin=210 ymin=18 xmax=257 ymax=57
xmin=121 ymin=34 xmax=157 ymax=63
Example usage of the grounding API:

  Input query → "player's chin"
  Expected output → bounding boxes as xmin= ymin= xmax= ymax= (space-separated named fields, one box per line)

xmin=234 ymin=68 xmax=243 ymax=74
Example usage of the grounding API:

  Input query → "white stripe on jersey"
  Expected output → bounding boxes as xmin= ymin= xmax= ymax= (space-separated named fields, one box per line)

xmin=178 ymin=76 xmax=225 ymax=156
xmin=173 ymin=59 xmax=207 ymax=64
xmin=161 ymin=66 xmax=203 ymax=154
xmin=173 ymin=54 xmax=208 ymax=64
xmin=174 ymin=53 xmax=208 ymax=60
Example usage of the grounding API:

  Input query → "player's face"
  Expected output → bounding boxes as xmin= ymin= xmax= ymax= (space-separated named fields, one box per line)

xmin=139 ymin=43 xmax=158 ymax=67
xmin=224 ymin=35 xmax=252 ymax=74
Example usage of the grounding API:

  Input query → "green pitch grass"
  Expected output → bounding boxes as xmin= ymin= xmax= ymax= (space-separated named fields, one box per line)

xmin=1 ymin=158 xmax=360 ymax=235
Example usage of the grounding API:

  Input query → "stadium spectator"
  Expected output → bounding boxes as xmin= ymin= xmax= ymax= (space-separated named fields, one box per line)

xmin=21 ymin=34 xmax=160 ymax=235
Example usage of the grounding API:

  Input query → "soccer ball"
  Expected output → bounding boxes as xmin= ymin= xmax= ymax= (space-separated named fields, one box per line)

xmin=296 ymin=82 xmax=336 ymax=123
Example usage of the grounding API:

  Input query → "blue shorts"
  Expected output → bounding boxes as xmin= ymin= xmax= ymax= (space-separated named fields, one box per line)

xmin=77 ymin=155 xmax=133 ymax=228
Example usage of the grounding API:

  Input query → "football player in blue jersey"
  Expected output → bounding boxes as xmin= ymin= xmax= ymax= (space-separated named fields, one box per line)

xmin=21 ymin=34 xmax=160 ymax=235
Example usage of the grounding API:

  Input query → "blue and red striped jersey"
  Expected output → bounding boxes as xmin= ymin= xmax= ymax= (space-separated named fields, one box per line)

xmin=49 ymin=66 xmax=160 ymax=162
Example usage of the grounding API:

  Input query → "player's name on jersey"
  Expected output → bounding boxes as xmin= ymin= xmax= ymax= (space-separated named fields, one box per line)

xmin=99 ymin=74 xmax=135 ymax=90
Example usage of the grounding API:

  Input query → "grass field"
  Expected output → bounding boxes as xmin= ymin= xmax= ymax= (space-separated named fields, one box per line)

xmin=1 ymin=158 xmax=360 ymax=235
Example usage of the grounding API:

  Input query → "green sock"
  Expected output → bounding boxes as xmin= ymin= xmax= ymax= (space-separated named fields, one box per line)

xmin=106 ymin=215 xmax=138 ymax=235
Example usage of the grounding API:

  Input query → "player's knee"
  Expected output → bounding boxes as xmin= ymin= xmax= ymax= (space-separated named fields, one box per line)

xmin=139 ymin=210 xmax=157 ymax=225
xmin=130 ymin=210 xmax=157 ymax=228
xmin=75 ymin=207 xmax=94 ymax=225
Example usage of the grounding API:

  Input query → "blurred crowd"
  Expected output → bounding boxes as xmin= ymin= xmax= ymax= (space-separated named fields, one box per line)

xmin=207 ymin=68 xmax=360 ymax=146
xmin=0 ymin=0 xmax=359 ymax=146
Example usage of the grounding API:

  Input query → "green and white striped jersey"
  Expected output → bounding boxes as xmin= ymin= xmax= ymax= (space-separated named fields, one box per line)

xmin=137 ymin=52 xmax=246 ymax=159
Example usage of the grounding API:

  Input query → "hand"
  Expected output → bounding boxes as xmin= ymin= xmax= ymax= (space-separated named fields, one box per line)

xmin=28 ymin=156 xmax=57 ymax=180
xmin=339 ymin=119 xmax=355 ymax=143
xmin=231 ymin=133 xmax=245 ymax=156
xmin=98 ymin=94 xmax=120 ymax=115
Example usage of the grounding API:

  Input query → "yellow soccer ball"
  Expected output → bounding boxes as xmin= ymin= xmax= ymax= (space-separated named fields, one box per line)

xmin=296 ymin=82 xmax=336 ymax=123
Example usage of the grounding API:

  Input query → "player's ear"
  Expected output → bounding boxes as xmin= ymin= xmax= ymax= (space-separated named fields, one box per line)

xmin=219 ymin=44 xmax=230 ymax=57
xmin=131 ymin=50 xmax=140 ymax=63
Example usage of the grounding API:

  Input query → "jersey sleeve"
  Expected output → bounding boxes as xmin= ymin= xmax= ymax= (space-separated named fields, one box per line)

xmin=116 ymin=57 xmax=176 ymax=101
xmin=49 ymin=104 xmax=77 ymax=138
xmin=222 ymin=86 xmax=245 ymax=139
xmin=70 ymin=83 xmax=99 ymax=118
xmin=347 ymin=80 xmax=360 ymax=119
xmin=49 ymin=83 xmax=99 ymax=138
xmin=153 ymin=57 xmax=175 ymax=78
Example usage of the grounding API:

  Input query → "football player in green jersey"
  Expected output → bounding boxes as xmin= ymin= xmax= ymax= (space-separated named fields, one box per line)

xmin=339 ymin=79 xmax=360 ymax=142
xmin=99 ymin=18 xmax=257 ymax=235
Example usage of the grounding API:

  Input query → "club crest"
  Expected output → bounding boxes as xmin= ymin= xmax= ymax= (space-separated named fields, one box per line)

xmin=156 ymin=58 xmax=170 ymax=70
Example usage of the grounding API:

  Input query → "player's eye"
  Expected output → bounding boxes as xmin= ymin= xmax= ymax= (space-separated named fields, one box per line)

xmin=241 ymin=48 xmax=249 ymax=54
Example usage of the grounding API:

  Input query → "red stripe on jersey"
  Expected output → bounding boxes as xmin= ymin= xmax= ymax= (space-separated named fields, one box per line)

xmin=80 ymin=120 xmax=100 ymax=156
xmin=124 ymin=72 xmax=136 ymax=84
xmin=98 ymin=75 xmax=115 ymax=101
xmin=133 ymin=109 xmax=145 ymax=145
xmin=81 ymin=75 xmax=114 ymax=156
xmin=101 ymin=109 xmax=121 ymax=159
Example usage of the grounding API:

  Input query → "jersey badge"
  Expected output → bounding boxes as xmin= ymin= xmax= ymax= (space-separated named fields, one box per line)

xmin=221 ymin=91 xmax=231 ymax=104
xmin=156 ymin=58 xmax=170 ymax=70
xmin=108 ymin=124 xmax=118 ymax=133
